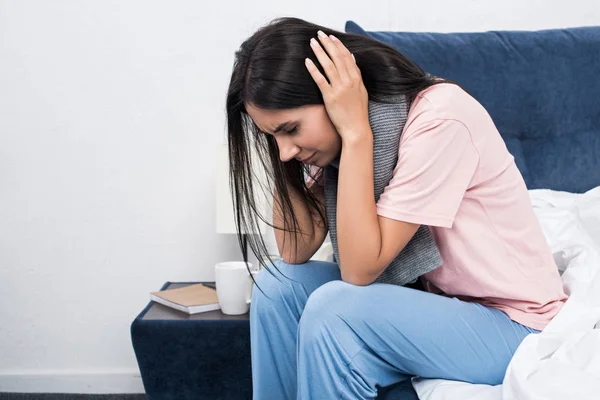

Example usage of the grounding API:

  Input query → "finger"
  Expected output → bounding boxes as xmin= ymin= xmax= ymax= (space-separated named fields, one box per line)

xmin=329 ymin=35 xmax=361 ymax=81
xmin=310 ymin=32 xmax=343 ymax=84
xmin=305 ymin=57 xmax=330 ymax=94
xmin=317 ymin=31 xmax=352 ymax=83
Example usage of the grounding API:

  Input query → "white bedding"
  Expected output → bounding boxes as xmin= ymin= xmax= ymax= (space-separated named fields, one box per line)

xmin=412 ymin=186 xmax=600 ymax=400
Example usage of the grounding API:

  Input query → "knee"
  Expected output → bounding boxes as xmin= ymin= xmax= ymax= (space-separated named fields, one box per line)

xmin=298 ymin=280 xmax=357 ymax=338
xmin=250 ymin=259 xmax=302 ymax=307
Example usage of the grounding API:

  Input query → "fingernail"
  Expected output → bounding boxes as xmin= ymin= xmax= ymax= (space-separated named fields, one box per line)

xmin=329 ymin=34 xmax=338 ymax=41
xmin=317 ymin=30 xmax=327 ymax=39
xmin=310 ymin=38 xmax=318 ymax=47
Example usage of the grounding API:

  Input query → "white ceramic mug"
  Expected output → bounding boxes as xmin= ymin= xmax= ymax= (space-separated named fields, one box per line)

xmin=215 ymin=261 xmax=260 ymax=315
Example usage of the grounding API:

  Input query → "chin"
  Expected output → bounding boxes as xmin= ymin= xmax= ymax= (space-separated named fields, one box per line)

xmin=312 ymin=151 xmax=336 ymax=167
xmin=312 ymin=157 xmax=325 ymax=167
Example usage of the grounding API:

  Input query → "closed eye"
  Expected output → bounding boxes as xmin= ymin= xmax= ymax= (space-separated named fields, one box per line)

xmin=256 ymin=125 xmax=297 ymax=136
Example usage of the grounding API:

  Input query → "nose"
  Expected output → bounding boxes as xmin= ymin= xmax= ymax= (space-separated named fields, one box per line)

xmin=276 ymin=136 xmax=301 ymax=162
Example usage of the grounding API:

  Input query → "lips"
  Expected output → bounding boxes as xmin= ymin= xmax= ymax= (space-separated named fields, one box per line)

xmin=302 ymin=153 xmax=316 ymax=164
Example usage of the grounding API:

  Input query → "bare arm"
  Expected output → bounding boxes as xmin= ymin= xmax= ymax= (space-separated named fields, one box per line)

xmin=337 ymin=135 xmax=419 ymax=285
xmin=273 ymin=180 xmax=328 ymax=264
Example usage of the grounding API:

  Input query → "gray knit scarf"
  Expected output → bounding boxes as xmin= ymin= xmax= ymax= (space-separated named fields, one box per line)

xmin=323 ymin=94 xmax=442 ymax=286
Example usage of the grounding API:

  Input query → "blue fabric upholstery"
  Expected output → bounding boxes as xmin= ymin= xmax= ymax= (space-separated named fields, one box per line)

xmin=346 ymin=21 xmax=600 ymax=193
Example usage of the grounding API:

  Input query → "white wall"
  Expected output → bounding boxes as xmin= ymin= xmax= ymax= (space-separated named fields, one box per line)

xmin=0 ymin=0 xmax=598 ymax=394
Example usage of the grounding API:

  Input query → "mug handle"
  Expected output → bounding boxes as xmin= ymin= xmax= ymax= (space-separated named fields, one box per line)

xmin=246 ymin=270 xmax=260 ymax=304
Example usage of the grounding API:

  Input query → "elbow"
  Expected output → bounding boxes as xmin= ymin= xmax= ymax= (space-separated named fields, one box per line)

xmin=341 ymin=268 xmax=377 ymax=286
xmin=282 ymin=258 xmax=310 ymax=265
xmin=281 ymin=255 xmax=309 ymax=265
xmin=340 ymin=258 xmax=383 ymax=286
xmin=342 ymin=273 xmax=375 ymax=286
xmin=280 ymin=251 xmax=311 ymax=265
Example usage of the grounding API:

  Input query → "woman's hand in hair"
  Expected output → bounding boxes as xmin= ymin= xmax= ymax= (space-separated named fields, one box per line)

xmin=305 ymin=30 xmax=371 ymax=144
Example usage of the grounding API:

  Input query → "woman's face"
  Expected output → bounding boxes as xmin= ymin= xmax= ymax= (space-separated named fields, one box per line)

xmin=245 ymin=103 xmax=342 ymax=168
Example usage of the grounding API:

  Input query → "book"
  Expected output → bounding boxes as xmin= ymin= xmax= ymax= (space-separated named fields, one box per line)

xmin=150 ymin=284 xmax=220 ymax=314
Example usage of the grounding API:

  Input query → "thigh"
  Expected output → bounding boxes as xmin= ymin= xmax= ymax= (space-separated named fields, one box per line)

xmin=301 ymin=281 xmax=540 ymax=386
xmin=251 ymin=259 xmax=342 ymax=309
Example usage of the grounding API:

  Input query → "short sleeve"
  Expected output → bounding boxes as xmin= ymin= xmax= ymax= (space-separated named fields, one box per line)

xmin=376 ymin=118 xmax=479 ymax=228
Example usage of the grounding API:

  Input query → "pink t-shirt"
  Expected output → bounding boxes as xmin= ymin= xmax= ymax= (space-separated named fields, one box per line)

xmin=310 ymin=82 xmax=568 ymax=331
xmin=375 ymin=82 xmax=567 ymax=331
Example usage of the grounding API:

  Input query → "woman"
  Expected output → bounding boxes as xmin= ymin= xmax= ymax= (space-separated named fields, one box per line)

xmin=225 ymin=17 xmax=568 ymax=399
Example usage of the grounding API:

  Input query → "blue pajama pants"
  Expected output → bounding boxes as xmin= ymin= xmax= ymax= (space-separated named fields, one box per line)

xmin=249 ymin=260 xmax=540 ymax=399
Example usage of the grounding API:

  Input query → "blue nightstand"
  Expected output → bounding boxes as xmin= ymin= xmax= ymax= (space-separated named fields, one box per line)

xmin=130 ymin=282 xmax=252 ymax=400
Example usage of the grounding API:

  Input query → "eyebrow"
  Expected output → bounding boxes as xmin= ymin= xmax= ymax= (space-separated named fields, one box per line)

xmin=273 ymin=121 xmax=293 ymax=133
xmin=261 ymin=120 xmax=294 ymax=134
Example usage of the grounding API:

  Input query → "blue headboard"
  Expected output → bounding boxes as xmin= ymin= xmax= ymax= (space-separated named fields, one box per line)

xmin=346 ymin=21 xmax=600 ymax=193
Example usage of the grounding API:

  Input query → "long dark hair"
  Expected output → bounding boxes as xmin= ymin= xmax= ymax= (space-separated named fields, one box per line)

xmin=225 ymin=17 xmax=451 ymax=296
